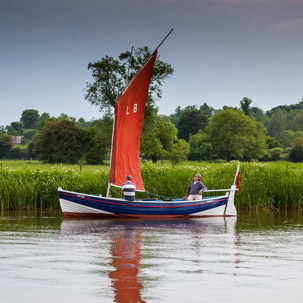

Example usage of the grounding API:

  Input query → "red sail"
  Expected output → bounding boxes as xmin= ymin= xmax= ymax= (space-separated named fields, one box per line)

xmin=109 ymin=50 xmax=157 ymax=191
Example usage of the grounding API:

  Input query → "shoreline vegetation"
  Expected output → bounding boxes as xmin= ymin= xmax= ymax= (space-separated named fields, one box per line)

xmin=0 ymin=160 xmax=303 ymax=213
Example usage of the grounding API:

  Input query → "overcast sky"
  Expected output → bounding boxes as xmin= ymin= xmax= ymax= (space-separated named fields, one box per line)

xmin=1 ymin=0 xmax=302 ymax=126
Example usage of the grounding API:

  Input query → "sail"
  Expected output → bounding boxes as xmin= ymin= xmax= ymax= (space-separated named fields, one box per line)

xmin=109 ymin=50 xmax=158 ymax=191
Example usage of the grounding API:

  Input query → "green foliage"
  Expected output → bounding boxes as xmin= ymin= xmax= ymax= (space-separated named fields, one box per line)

xmin=270 ymin=147 xmax=283 ymax=161
xmin=22 ymin=129 xmax=38 ymax=144
xmin=155 ymin=118 xmax=177 ymax=151
xmin=6 ymin=121 xmax=24 ymax=136
xmin=291 ymin=111 xmax=303 ymax=132
xmin=266 ymin=108 xmax=287 ymax=138
xmin=168 ymin=139 xmax=189 ymax=165
xmin=141 ymin=136 xmax=166 ymax=163
xmin=266 ymin=136 xmax=281 ymax=148
xmin=141 ymin=117 xmax=178 ymax=162
xmin=289 ymin=138 xmax=303 ymax=162
xmin=38 ymin=112 xmax=52 ymax=129
xmin=0 ymin=134 xmax=13 ymax=158
xmin=188 ymin=131 xmax=214 ymax=161
xmin=236 ymin=162 xmax=303 ymax=210
xmin=1 ymin=161 xmax=303 ymax=211
xmin=26 ymin=142 xmax=36 ymax=159
xmin=240 ymin=97 xmax=252 ymax=116
xmin=251 ymin=107 xmax=269 ymax=125
xmin=21 ymin=109 xmax=40 ymax=129
xmin=9 ymin=146 xmax=25 ymax=159
xmin=207 ymin=109 xmax=267 ymax=162
xmin=176 ymin=105 xmax=210 ymax=141
xmin=280 ymin=130 xmax=295 ymax=148
xmin=83 ymin=127 xmax=108 ymax=164
xmin=81 ymin=115 xmax=113 ymax=164
xmin=0 ymin=166 xmax=108 ymax=211
xmin=266 ymin=101 xmax=303 ymax=116
xmin=85 ymin=46 xmax=173 ymax=114
xmin=34 ymin=119 xmax=84 ymax=164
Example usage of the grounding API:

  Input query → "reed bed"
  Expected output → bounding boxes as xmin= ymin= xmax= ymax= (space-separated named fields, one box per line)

xmin=0 ymin=160 xmax=303 ymax=212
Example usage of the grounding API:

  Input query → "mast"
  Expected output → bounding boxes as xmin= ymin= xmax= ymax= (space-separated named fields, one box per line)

xmin=106 ymin=46 xmax=134 ymax=197
xmin=106 ymin=108 xmax=116 ymax=197
xmin=126 ymin=46 xmax=134 ymax=87
xmin=154 ymin=28 xmax=173 ymax=52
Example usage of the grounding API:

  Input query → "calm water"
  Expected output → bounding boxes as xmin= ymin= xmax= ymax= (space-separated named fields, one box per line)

xmin=0 ymin=211 xmax=302 ymax=303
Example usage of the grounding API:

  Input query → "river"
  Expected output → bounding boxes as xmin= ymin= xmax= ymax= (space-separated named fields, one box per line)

xmin=0 ymin=211 xmax=302 ymax=303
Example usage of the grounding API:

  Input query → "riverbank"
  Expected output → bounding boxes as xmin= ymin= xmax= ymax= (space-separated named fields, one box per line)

xmin=0 ymin=160 xmax=302 ymax=211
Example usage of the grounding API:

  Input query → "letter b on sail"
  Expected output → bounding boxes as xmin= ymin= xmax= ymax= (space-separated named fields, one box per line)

xmin=126 ymin=104 xmax=138 ymax=115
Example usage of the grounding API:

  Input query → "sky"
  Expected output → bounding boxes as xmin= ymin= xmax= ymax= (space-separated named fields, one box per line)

xmin=1 ymin=0 xmax=303 ymax=126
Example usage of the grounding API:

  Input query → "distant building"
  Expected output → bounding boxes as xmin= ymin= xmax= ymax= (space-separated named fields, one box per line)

xmin=12 ymin=136 xmax=23 ymax=144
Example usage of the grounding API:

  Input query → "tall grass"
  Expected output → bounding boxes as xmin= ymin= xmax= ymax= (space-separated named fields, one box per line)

xmin=0 ymin=160 xmax=303 ymax=211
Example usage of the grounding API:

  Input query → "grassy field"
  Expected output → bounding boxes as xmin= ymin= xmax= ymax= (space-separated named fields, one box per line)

xmin=0 ymin=160 xmax=303 ymax=212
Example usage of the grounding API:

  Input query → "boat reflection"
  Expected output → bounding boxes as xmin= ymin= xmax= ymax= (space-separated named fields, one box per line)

xmin=59 ymin=217 xmax=237 ymax=302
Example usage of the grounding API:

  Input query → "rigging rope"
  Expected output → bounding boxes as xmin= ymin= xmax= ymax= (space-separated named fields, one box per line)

xmin=144 ymin=191 xmax=177 ymax=199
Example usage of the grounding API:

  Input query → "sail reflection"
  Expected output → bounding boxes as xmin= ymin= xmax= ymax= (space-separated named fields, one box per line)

xmin=109 ymin=229 xmax=145 ymax=303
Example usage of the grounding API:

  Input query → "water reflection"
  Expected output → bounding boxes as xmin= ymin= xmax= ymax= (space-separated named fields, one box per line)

xmin=109 ymin=229 xmax=145 ymax=303
xmin=59 ymin=217 xmax=237 ymax=302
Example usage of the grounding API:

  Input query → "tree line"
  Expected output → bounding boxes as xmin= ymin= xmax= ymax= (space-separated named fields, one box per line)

xmin=1 ymin=99 xmax=303 ymax=164
xmin=1 ymin=46 xmax=303 ymax=163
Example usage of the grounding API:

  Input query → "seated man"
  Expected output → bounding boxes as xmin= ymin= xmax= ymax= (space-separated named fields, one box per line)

xmin=122 ymin=175 xmax=136 ymax=201
xmin=184 ymin=173 xmax=207 ymax=201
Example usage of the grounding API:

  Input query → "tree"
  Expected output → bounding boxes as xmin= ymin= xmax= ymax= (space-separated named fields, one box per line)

xmin=140 ymin=118 xmax=174 ymax=162
xmin=26 ymin=141 xmax=36 ymax=159
xmin=22 ymin=129 xmax=38 ymax=144
xmin=251 ymin=107 xmax=269 ymax=126
xmin=154 ymin=118 xmax=177 ymax=151
xmin=169 ymin=106 xmax=183 ymax=126
xmin=34 ymin=119 xmax=84 ymax=163
xmin=176 ymin=106 xmax=209 ymax=141
xmin=140 ymin=117 xmax=180 ymax=162
xmin=295 ymin=131 xmax=303 ymax=139
xmin=289 ymin=137 xmax=303 ymax=162
xmin=266 ymin=136 xmax=281 ymax=149
xmin=269 ymin=147 xmax=283 ymax=161
xmin=83 ymin=127 xmax=108 ymax=164
xmin=0 ymin=134 xmax=12 ymax=158
xmin=188 ymin=130 xmax=214 ymax=161
xmin=9 ymin=146 xmax=24 ymax=159
xmin=168 ymin=139 xmax=189 ymax=165
xmin=200 ymin=103 xmax=216 ymax=117
xmin=83 ymin=115 xmax=113 ymax=164
xmin=6 ymin=121 xmax=24 ymax=135
xmin=206 ymin=109 xmax=266 ymax=162
xmin=21 ymin=109 xmax=40 ymax=129
xmin=38 ymin=112 xmax=52 ymax=129
xmin=266 ymin=108 xmax=287 ymax=138
xmin=77 ymin=118 xmax=90 ymax=128
xmin=266 ymin=100 xmax=303 ymax=117
xmin=240 ymin=97 xmax=252 ymax=116
xmin=280 ymin=130 xmax=295 ymax=148
xmin=291 ymin=111 xmax=303 ymax=132
xmin=85 ymin=46 xmax=174 ymax=115
xmin=141 ymin=134 xmax=166 ymax=163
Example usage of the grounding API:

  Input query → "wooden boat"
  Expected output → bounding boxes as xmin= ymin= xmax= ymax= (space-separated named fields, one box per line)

xmin=58 ymin=31 xmax=240 ymax=218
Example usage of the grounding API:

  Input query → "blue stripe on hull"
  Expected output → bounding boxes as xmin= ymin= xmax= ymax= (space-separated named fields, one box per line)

xmin=59 ymin=191 xmax=227 ymax=216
